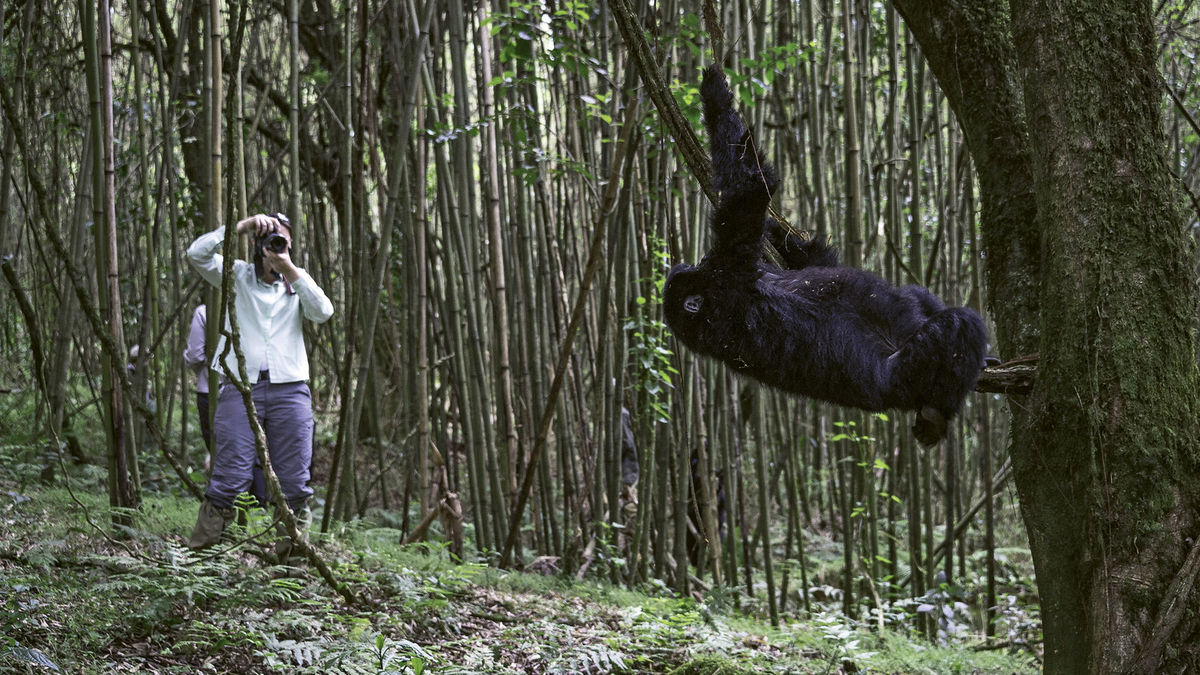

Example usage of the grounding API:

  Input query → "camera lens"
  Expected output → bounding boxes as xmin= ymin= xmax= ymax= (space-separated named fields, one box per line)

xmin=264 ymin=232 xmax=288 ymax=253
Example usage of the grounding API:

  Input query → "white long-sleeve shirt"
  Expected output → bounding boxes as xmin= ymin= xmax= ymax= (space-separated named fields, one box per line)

xmin=186 ymin=227 xmax=334 ymax=384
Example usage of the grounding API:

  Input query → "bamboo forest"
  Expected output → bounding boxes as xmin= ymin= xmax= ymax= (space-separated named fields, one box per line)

xmin=4 ymin=0 xmax=1200 ymax=672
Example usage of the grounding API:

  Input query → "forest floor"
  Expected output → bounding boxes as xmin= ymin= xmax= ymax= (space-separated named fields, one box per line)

xmin=0 ymin=480 xmax=1038 ymax=674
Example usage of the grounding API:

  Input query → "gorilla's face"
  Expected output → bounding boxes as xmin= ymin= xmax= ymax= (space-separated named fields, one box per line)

xmin=663 ymin=263 xmax=714 ymax=351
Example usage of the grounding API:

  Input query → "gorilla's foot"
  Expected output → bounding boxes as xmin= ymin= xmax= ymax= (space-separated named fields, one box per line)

xmin=912 ymin=406 xmax=947 ymax=447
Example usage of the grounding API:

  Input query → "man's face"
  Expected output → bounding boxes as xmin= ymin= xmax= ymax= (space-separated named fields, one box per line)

xmin=258 ymin=222 xmax=293 ymax=281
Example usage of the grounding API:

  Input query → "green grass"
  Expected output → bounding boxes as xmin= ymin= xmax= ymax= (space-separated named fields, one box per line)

xmin=0 ymin=481 xmax=1039 ymax=674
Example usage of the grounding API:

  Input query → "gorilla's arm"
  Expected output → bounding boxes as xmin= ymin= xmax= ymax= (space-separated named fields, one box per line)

xmin=701 ymin=66 xmax=777 ymax=266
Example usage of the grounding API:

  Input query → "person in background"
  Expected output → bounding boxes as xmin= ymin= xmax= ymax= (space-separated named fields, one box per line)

xmin=183 ymin=304 xmax=266 ymax=507
xmin=185 ymin=213 xmax=333 ymax=552
xmin=126 ymin=344 xmax=155 ymax=456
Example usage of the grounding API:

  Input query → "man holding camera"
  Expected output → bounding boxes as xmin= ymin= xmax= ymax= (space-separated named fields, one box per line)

xmin=185 ymin=213 xmax=333 ymax=550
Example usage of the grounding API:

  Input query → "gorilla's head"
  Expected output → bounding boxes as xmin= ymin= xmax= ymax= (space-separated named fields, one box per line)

xmin=663 ymin=262 xmax=716 ymax=353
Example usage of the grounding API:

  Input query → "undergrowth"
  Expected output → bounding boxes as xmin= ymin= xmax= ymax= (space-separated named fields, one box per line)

xmin=0 ymin=480 xmax=1038 ymax=674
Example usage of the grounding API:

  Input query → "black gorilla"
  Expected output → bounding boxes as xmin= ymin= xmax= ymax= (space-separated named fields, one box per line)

xmin=663 ymin=66 xmax=988 ymax=446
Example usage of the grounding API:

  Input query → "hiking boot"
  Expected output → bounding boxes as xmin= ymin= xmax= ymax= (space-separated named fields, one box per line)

xmin=187 ymin=499 xmax=235 ymax=549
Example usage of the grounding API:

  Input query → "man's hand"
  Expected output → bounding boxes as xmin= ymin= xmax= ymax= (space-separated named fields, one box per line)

xmin=236 ymin=213 xmax=285 ymax=238
xmin=236 ymin=213 xmax=298 ymax=283
xmin=264 ymin=248 xmax=300 ymax=283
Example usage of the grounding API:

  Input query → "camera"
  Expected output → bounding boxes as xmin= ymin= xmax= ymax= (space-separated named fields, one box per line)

xmin=263 ymin=232 xmax=288 ymax=253
xmin=259 ymin=212 xmax=290 ymax=254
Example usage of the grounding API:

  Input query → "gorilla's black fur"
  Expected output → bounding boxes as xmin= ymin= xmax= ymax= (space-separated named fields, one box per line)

xmin=663 ymin=66 xmax=987 ymax=445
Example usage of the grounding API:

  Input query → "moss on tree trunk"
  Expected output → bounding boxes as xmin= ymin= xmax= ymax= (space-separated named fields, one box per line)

xmin=894 ymin=0 xmax=1200 ymax=671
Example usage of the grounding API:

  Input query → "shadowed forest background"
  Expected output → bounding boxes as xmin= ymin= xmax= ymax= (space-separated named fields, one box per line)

xmin=2 ymin=0 xmax=1200 ymax=672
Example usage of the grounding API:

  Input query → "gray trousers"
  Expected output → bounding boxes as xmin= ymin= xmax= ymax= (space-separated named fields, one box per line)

xmin=206 ymin=377 xmax=313 ymax=511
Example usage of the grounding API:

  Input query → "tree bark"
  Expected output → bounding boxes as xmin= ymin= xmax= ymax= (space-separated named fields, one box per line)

xmin=893 ymin=0 xmax=1200 ymax=671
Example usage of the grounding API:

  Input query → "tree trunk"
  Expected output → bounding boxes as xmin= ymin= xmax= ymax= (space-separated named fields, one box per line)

xmin=893 ymin=0 xmax=1200 ymax=670
xmin=93 ymin=0 xmax=138 ymax=518
xmin=1013 ymin=1 xmax=1200 ymax=670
